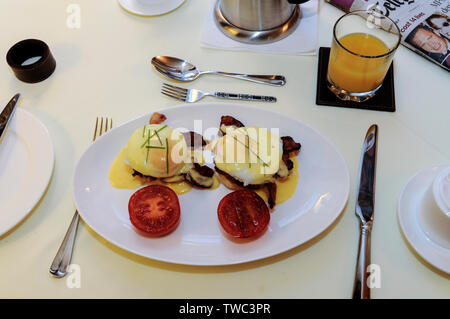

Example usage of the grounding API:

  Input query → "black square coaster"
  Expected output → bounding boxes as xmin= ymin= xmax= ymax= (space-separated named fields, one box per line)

xmin=316 ymin=47 xmax=395 ymax=112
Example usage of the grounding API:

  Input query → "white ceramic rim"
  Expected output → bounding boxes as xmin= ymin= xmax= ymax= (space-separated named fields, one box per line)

xmin=118 ymin=0 xmax=186 ymax=16
xmin=0 ymin=108 xmax=54 ymax=236
xmin=433 ymin=166 xmax=450 ymax=215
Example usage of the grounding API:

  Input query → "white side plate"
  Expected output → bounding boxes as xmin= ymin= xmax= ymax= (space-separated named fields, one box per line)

xmin=0 ymin=108 xmax=54 ymax=236
xmin=73 ymin=103 xmax=350 ymax=265
xmin=398 ymin=164 xmax=450 ymax=274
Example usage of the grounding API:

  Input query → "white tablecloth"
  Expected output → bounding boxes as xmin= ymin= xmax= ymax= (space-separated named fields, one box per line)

xmin=0 ymin=0 xmax=449 ymax=298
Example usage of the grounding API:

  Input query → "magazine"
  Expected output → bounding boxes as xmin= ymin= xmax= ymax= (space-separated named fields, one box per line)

xmin=325 ymin=0 xmax=450 ymax=72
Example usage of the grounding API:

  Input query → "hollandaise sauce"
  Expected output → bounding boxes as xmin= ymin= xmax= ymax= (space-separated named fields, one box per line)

xmin=153 ymin=179 xmax=192 ymax=195
xmin=109 ymin=147 xmax=219 ymax=195
xmin=256 ymin=157 xmax=299 ymax=205
xmin=109 ymin=148 xmax=143 ymax=189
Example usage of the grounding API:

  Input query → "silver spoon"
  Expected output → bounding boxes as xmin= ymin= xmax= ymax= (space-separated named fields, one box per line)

xmin=151 ymin=56 xmax=286 ymax=86
xmin=153 ymin=60 xmax=282 ymax=87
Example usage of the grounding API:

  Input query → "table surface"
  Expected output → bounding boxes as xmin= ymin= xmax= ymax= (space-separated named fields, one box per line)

xmin=0 ymin=0 xmax=449 ymax=299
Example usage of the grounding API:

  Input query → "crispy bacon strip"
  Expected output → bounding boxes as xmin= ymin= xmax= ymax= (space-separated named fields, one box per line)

xmin=281 ymin=136 xmax=300 ymax=171
xmin=220 ymin=115 xmax=245 ymax=131
xmin=185 ymin=164 xmax=215 ymax=188
xmin=282 ymin=153 xmax=294 ymax=171
xmin=266 ymin=182 xmax=277 ymax=209
xmin=132 ymin=170 xmax=156 ymax=183
xmin=193 ymin=163 xmax=214 ymax=178
xmin=182 ymin=131 xmax=207 ymax=149
xmin=281 ymin=136 xmax=301 ymax=154
xmin=149 ymin=112 xmax=167 ymax=124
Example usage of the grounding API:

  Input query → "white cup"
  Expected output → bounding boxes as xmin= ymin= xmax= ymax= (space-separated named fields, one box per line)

xmin=418 ymin=166 xmax=450 ymax=249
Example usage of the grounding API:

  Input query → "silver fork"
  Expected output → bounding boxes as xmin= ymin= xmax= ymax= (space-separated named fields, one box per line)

xmin=50 ymin=117 xmax=113 ymax=278
xmin=161 ymin=83 xmax=277 ymax=103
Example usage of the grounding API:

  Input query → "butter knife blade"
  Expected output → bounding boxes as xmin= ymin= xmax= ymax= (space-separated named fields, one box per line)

xmin=355 ymin=124 xmax=378 ymax=224
xmin=0 ymin=93 xmax=21 ymax=141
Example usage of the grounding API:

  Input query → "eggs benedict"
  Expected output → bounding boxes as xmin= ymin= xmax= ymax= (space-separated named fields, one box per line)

xmin=125 ymin=123 xmax=188 ymax=178
xmin=109 ymin=113 xmax=217 ymax=192
xmin=213 ymin=115 xmax=301 ymax=208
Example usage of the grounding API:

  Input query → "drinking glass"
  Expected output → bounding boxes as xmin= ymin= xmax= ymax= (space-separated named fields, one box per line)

xmin=327 ymin=10 xmax=401 ymax=102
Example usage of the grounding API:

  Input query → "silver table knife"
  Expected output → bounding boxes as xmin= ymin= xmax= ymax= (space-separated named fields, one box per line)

xmin=353 ymin=124 xmax=378 ymax=299
xmin=0 ymin=94 xmax=21 ymax=141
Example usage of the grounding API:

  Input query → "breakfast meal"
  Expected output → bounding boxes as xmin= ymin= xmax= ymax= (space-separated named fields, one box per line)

xmin=110 ymin=112 xmax=301 ymax=239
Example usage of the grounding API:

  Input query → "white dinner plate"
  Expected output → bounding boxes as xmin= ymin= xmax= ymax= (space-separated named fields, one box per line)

xmin=73 ymin=103 xmax=350 ymax=265
xmin=398 ymin=164 xmax=450 ymax=274
xmin=0 ymin=108 xmax=54 ymax=236
xmin=118 ymin=0 xmax=185 ymax=16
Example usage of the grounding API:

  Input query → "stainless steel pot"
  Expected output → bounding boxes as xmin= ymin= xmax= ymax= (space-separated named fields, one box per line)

xmin=214 ymin=0 xmax=310 ymax=44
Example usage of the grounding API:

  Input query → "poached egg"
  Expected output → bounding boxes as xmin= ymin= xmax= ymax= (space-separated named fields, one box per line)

xmin=125 ymin=124 xmax=189 ymax=178
xmin=214 ymin=126 xmax=283 ymax=186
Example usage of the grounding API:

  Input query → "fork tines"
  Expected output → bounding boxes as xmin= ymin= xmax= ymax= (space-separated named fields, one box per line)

xmin=161 ymin=83 xmax=187 ymax=102
xmin=92 ymin=117 xmax=113 ymax=142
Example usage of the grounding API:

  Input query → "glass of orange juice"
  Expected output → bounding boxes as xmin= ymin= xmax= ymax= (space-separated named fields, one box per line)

xmin=327 ymin=10 xmax=401 ymax=102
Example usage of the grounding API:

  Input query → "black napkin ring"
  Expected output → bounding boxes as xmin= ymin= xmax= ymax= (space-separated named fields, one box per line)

xmin=6 ymin=39 xmax=56 ymax=83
